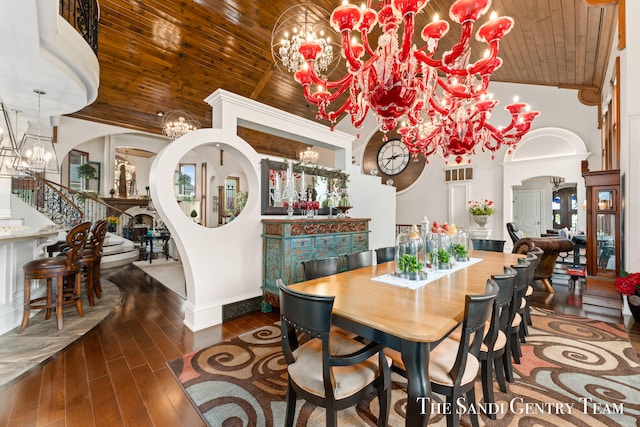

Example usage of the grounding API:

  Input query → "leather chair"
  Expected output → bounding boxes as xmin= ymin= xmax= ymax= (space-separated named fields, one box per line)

xmin=302 ymin=256 xmax=339 ymax=280
xmin=386 ymin=280 xmax=499 ymax=427
xmin=18 ymin=222 xmax=91 ymax=333
xmin=512 ymin=237 xmax=574 ymax=293
xmin=471 ymin=239 xmax=506 ymax=252
xmin=506 ymin=222 xmax=524 ymax=245
xmin=278 ymin=282 xmax=391 ymax=427
xmin=346 ymin=250 xmax=373 ymax=270
xmin=375 ymin=246 xmax=395 ymax=264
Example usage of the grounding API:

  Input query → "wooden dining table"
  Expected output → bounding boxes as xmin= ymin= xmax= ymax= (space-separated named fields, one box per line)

xmin=288 ymin=249 xmax=524 ymax=427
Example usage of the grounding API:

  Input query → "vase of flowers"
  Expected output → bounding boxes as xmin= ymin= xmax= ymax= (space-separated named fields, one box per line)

xmin=616 ymin=270 xmax=640 ymax=322
xmin=468 ymin=199 xmax=495 ymax=229
xmin=107 ymin=215 xmax=119 ymax=232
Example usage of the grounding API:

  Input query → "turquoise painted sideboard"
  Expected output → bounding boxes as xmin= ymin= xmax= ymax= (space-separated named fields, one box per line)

xmin=261 ymin=217 xmax=370 ymax=312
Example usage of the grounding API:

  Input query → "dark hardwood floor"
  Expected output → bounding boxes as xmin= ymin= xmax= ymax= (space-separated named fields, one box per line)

xmin=0 ymin=266 xmax=637 ymax=426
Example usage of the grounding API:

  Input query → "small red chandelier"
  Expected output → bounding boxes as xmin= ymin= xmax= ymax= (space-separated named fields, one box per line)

xmin=291 ymin=0 xmax=539 ymax=164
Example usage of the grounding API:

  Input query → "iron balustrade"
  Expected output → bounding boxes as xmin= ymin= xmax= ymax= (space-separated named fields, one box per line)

xmin=59 ymin=0 xmax=99 ymax=54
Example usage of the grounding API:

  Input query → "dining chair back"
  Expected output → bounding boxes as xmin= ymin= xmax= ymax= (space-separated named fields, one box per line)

xmin=521 ymin=248 xmax=543 ymax=330
xmin=302 ymin=256 xmax=339 ymax=280
xmin=432 ymin=279 xmax=498 ymax=427
xmin=375 ymin=246 xmax=395 ymax=264
xmin=506 ymin=260 xmax=531 ymax=373
xmin=471 ymin=239 xmax=506 ymax=252
xmin=346 ymin=250 xmax=373 ymax=270
xmin=19 ymin=222 xmax=91 ymax=333
xmin=278 ymin=282 xmax=391 ymax=427
xmin=481 ymin=266 xmax=517 ymax=419
xmin=384 ymin=280 xmax=498 ymax=427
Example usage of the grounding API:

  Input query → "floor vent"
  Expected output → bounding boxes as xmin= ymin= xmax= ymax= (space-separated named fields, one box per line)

xmin=222 ymin=296 xmax=263 ymax=322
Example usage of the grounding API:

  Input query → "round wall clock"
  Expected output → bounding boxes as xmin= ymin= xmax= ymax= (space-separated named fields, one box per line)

xmin=377 ymin=139 xmax=410 ymax=176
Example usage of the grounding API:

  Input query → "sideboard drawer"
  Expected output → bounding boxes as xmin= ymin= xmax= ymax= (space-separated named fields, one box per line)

xmin=353 ymin=233 xmax=369 ymax=252
xmin=290 ymin=238 xmax=314 ymax=252
xmin=315 ymin=236 xmax=334 ymax=249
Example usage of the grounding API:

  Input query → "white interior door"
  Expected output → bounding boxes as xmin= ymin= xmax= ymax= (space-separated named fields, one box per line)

xmin=448 ymin=182 xmax=470 ymax=231
xmin=514 ymin=189 xmax=543 ymax=236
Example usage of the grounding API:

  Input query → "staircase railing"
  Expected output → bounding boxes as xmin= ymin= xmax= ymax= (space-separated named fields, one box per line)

xmin=12 ymin=174 xmax=133 ymax=233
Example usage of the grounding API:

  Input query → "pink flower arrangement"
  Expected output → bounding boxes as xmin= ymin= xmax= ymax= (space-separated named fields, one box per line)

xmin=615 ymin=270 xmax=640 ymax=296
xmin=468 ymin=199 xmax=495 ymax=216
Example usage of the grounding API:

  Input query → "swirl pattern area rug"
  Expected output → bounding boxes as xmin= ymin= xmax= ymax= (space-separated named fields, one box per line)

xmin=167 ymin=307 xmax=640 ymax=426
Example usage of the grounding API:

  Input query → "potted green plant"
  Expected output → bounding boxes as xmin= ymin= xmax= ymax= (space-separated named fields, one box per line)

xmin=452 ymin=243 xmax=469 ymax=262
xmin=437 ymin=247 xmax=451 ymax=269
xmin=190 ymin=209 xmax=198 ymax=222
xmin=77 ymin=163 xmax=97 ymax=181
xmin=396 ymin=253 xmax=426 ymax=280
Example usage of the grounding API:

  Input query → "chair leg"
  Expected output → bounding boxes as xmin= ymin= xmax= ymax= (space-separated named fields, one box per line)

xmin=503 ymin=340 xmax=514 ymax=383
xmin=75 ymin=271 xmax=85 ymax=317
xmin=511 ymin=331 xmax=521 ymax=364
xmin=494 ymin=356 xmax=508 ymax=393
xmin=18 ymin=278 xmax=31 ymax=334
xmin=94 ymin=260 xmax=102 ymax=299
xmin=45 ymin=278 xmax=53 ymax=320
xmin=377 ymin=359 xmax=391 ymax=427
xmin=524 ymin=299 xmax=533 ymax=326
xmin=56 ymin=273 xmax=64 ymax=330
xmin=445 ymin=395 xmax=460 ymax=427
xmin=284 ymin=383 xmax=297 ymax=427
xmin=519 ymin=321 xmax=528 ymax=342
xmin=466 ymin=387 xmax=479 ymax=427
xmin=481 ymin=359 xmax=496 ymax=420
xmin=86 ymin=263 xmax=95 ymax=306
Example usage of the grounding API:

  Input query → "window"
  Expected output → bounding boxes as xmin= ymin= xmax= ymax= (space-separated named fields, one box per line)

xmin=552 ymin=187 xmax=578 ymax=229
xmin=177 ymin=163 xmax=196 ymax=200
xmin=225 ymin=176 xmax=239 ymax=214
xmin=68 ymin=149 xmax=88 ymax=191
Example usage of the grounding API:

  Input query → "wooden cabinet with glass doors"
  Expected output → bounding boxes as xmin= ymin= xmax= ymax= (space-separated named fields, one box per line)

xmin=581 ymin=161 xmax=620 ymax=278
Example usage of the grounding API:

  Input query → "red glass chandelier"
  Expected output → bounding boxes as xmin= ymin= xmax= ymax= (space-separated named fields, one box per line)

xmin=291 ymin=0 xmax=539 ymax=164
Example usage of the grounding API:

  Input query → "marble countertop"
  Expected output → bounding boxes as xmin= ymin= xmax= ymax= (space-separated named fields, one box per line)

xmin=0 ymin=224 xmax=62 ymax=241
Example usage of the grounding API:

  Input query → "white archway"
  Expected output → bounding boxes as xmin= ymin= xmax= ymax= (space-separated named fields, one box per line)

xmin=502 ymin=127 xmax=591 ymax=243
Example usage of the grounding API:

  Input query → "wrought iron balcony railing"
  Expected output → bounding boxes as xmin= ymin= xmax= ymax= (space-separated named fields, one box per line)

xmin=59 ymin=0 xmax=99 ymax=54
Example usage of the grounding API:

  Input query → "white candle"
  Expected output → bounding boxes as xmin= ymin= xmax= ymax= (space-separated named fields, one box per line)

xmin=301 ymin=171 xmax=306 ymax=191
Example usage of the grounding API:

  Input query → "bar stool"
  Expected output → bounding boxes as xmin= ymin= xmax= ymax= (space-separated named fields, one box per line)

xmin=81 ymin=219 xmax=108 ymax=306
xmin=18 ymin=222 xmax=91 ymax=333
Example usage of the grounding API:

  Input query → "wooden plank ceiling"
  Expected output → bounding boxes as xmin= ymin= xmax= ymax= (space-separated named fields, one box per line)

xmin=68 ymin=0 xmax=618 ymax=153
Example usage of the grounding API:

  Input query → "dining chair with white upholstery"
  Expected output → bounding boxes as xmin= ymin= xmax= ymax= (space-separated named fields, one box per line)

xmin=278 ymin=282 xmax=391 ymax=427
xmin=385 ymin=280 xmax=499 ymax=427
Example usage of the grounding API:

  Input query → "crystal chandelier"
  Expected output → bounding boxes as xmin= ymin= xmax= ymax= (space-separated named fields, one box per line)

xmin=297 ymin=145 xmax=319 ymax=165
xmin=290 ymin=0 xmax=539 ymax=163
xmin=162 ymin=52 xmax=201 ymax=140
xmin=271 ymin=3 xmax=339 ymax=74
xmin=17 ymin=90 xmax=59 ymax=174
xmin=162 ymin=110 xmax=201 ymax=140
xmin=550 ymin=176 xmax=565 ymax=189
